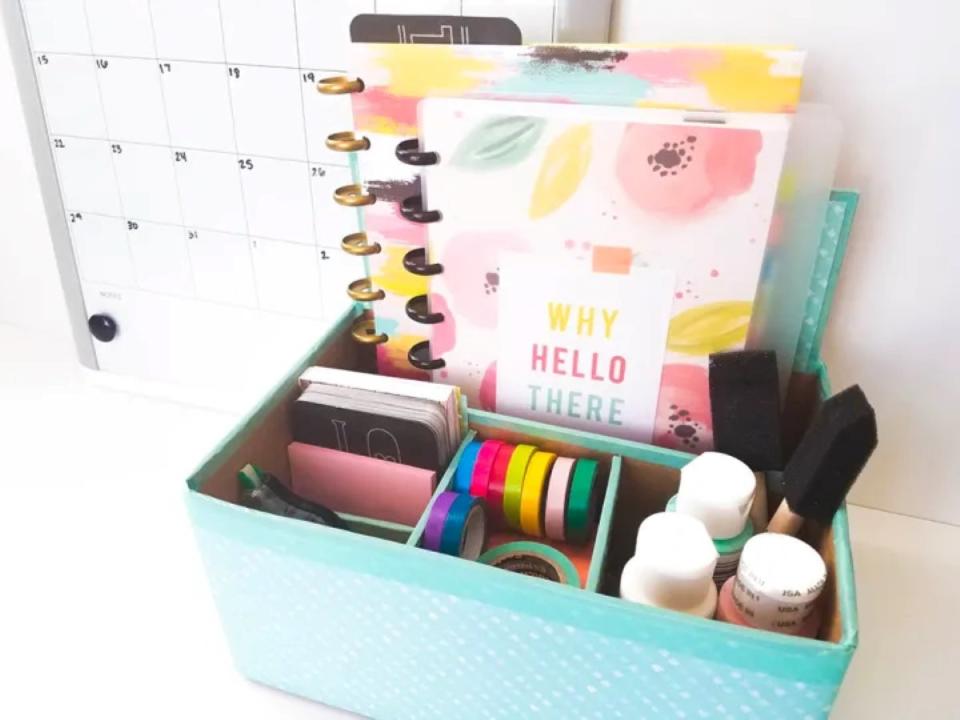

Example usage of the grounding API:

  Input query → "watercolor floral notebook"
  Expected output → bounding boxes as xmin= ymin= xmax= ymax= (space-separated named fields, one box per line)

xmin=339 ymin=44 xmax=804 ymax=382
xmin=419 ymin=99 xmax=792 ymax=449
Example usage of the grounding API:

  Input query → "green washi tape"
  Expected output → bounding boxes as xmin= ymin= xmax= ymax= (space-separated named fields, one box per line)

xmin=565 ymin=458 xmax=600 ymax=545
xmin=479 ymin=541 xmax=580 ymax=587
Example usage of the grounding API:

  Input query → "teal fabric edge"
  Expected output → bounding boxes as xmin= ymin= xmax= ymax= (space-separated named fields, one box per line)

xmin=796 ymin=189 xmax=860 ymax=373
xmin=187 ymin=488 xmax=851 ymax=685
xmin=586 ymin=455 xmax=621 ymax=591
xmin=184 ymin=305 xmax=360 ymax=492
xmin=187 ymin=390 xmax=850 ymax=684
xmin=815 ymin=362 xmax=860 ymax=657
xmin=341 ymin=513 xmax=414 ymax=542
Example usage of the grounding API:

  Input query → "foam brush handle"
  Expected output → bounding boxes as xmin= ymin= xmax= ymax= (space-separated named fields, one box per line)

xmin=751 ymin=472 xmax=769 ymax=533
xmin=767 ymin=498 xmax=805 ymax=535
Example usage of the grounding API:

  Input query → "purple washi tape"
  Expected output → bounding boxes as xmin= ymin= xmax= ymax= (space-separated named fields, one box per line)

xmin=423 ymin=491 xmax=458 ymax=552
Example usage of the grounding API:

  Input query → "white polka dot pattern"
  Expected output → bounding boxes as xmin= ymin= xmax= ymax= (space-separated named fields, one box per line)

xmin=794 ymin=196 xmax=854 ymax=373
xmin=191 ymin=521 xmax=845 ymax=720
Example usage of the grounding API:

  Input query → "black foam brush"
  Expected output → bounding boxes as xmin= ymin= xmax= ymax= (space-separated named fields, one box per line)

xmin=768 ymin=385 xmax=878 ymax=535
xmin=709 ymin=350 xmax=783 ymax=471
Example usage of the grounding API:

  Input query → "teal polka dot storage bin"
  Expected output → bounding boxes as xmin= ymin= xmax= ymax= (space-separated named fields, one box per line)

xmin=185 ymin=194 xmax=860 ymax=719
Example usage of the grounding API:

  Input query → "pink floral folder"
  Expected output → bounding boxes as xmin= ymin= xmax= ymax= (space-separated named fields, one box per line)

xmin=420 ymin=99 xmax=792 ymax=450
xmin=344 ymin=44 xmax=804 ymax=390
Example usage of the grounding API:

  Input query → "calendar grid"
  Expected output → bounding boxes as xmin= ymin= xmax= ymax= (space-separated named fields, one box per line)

xmin=12 ymin=0 xmax=587 ymax=382
xmin=19 ymin=49 xmax=346 ymax=75
xmin=20 ymin=0 xmax=367 ymax=323
xmin=292 ymin=0 xmax=331 ymax=320
xmin=46 ymin=133 xmax=351 ymax=170
xmin=215 ymin=0 xmax=263 ymax=309
xmin=74 ymin=0 xmax=138 ymax=284
xmin=66 ymin=210 xmax=342 ymax=253
xmin=145 ymin=0 xmax=200 ymax=299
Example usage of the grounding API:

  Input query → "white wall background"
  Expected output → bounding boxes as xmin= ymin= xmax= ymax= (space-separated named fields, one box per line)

xmin=1 ymin=2 xmax=957 ymax=523
xmin=612 ymin=0 xmax=960 ymax=524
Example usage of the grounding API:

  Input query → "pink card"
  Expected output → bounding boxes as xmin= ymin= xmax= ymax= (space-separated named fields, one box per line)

xmin=287 ymin=442 xmax=436 ymax=526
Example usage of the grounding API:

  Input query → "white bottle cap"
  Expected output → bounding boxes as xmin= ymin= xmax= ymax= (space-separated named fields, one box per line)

xmin=621 ymin=513 xmax=719 ymax=618
xmin=676 ymin=452 xmax=756 ymax=540
xmin=732 ymin=533 xmax=827 ymax=632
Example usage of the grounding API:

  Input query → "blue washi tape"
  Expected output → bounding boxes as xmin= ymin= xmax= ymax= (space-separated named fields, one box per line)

xmin=439 ymin=493 xmax=487 ymax=560
xmin=453 ymin=440 xmax=483 ymax=494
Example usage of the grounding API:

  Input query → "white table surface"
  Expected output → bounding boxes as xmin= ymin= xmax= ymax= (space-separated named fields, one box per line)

xmin=1 ymin=323 xmax=957 ymax=719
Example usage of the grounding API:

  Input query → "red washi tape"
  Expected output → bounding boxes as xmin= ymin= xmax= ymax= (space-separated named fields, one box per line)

xmin=487 ymin=444 xmax=516 ymax=524
xmin=470 ymin=440 xmax=504 ymax=499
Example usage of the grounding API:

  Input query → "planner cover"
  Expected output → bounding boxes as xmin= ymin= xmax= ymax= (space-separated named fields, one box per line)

xmin=419 ymin=99 xmax=792 ymax=449
xmin=333 ymin=44 xmax=805 ymax=381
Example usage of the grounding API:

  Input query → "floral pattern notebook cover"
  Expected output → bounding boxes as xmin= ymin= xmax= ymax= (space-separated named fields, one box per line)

xmin=344 ymin=44 xmax=804 ymax=384
xmin=420 ymin=99 xmax=792 ymax=450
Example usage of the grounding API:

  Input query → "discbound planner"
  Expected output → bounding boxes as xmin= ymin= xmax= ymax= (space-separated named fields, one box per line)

xmin=339 ymin=43 xmax=805 ymax=399
xmin=419 ymin=99 xmax=792 ymax=448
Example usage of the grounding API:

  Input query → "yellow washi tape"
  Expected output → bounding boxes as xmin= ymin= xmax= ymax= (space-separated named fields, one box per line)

xmin=520 ymin=451 xmax=556 ymax=538
xmin=503 ymin=444 xmax=537 ymax=531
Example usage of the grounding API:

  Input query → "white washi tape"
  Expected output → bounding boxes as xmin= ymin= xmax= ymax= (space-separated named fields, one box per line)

xmin=731 ymin=533 xmax=827 ymax=632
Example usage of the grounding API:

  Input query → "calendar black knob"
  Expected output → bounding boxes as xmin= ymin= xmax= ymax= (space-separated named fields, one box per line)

xmin=88 ymin=314 xmax=118 ymax=343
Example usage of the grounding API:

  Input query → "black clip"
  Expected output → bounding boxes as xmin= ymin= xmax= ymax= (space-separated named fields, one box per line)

xmin=400 ymin=195 xmax=441 ymax=224
xmin=408 ymin=340 xmax=445 ymax=371
xmin=405 ymin=295 xmax=445 ymax=325
xmin=395 ymin=138 xmax=439 ymax=166
xmin=403 ymin=248 xmax=443 ymax=277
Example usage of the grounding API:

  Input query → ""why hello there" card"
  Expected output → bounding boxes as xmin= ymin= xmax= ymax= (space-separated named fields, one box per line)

xmin=496 ymin=254 xmax=674 ymax=441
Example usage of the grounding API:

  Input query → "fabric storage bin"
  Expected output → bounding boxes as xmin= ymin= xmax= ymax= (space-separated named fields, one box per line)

xmin=185 ymin=320 xmax=857 ymax=720
xmin=187 ymin=192 xmax=861 ymax=718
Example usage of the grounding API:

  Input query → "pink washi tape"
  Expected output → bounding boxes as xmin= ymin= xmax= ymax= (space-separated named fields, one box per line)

xmin=544 ymin=457 xmax=576 ymax=542
xmin=470 ymin=440 xmax=504 ymax=499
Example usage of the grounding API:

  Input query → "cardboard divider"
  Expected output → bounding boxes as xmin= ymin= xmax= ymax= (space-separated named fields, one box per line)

xmin=194 ymin=332 xmax=423 ymax=543
xmin=433 ymin=425 xmax=622 ymax=594
xmin=197 ymin=328 xmax=371 ymax=504
xmin=406 ymin=430 xmax=479 ymax=548
xmin=600 ymin=455 xmax=845 ymax=644
xmin=194 ymin=318 xmax=846 ymax=643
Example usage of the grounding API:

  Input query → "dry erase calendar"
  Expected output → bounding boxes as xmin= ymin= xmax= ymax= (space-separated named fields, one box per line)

xmin=4 ymin=0 xmax=611 ymax=396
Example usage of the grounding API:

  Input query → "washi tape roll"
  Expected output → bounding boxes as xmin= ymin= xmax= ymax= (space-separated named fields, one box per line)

xmin=423 ymin=491 xmax=459 ymax=552
xmin=479 ymin=541 xmax=580 ymax=587
xmin=439 ymin=493 xmax=487 ymax=560
xmin=470 ymin=440 xmax=504 ymax=499
xmin=487 ymin=444 xmax=516 ymax=523
xmin=544 ymin=457 xmax=576 ymax=542
xmin=503 ymin=444 xmax=537 ymax=531
xmin=453 ymin=441 xmax=482 ymax=494
xmin=566 ymin=458 xmax=601 ymax=545
xmin=732 ymin=533 xmax=827 ymax=632
xmin=520 ymin=451 xmax=556 ymax=537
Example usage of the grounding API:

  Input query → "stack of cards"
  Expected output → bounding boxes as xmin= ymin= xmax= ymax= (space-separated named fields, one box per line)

xmin=295 ymin=367 xmax=463 ymax=472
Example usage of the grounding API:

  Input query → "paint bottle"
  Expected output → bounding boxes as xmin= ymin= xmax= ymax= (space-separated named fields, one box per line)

xmin=716 ymin=533 xmax=826 ymax=638
xmin=667 ymin=451 xmax=755 ymax=586
xmin=620 ymin=512 xmax=718 ymax=618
